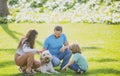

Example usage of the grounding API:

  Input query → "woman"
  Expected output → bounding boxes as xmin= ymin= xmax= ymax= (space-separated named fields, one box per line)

xmin=42 ymin=25 xmax=72 ymax=70
xmin=14 ymin=29 xmax=41 ymax=74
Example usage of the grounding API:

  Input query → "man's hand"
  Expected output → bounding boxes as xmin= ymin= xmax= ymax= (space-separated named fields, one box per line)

xmin=60 ymin=46 xmax=66 ymax=52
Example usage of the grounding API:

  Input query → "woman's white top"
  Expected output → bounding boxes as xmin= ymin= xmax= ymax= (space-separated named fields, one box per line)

xmin=16 ymin=43 xmax=37 ymax=55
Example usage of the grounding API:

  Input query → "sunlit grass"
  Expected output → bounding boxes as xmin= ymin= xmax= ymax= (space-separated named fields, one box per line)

xmin=0 ymin=23 xmax=120 ymax=76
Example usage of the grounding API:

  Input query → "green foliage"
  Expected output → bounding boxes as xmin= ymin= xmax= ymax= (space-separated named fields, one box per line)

xmin=30 ymin=0 xmax=47 ymax=8
xmin=0 ymin=16 xmax=15 ymax=24
xmin=8 ymin=0 xmax=19 ymax=6
xmin=40 ymin=0 xmax=48 ymax=4
xmin=6 ymin=0 xmax=120 ymax=24
xmin=30 ymin=1 xmax=43 ymax=8
xmin=64 ymin=1 xmax=76 ymax=11
xmin=77 ymin=0 xmax=89 ymax=3
xmin=0 ymin=17 xmax=8 ymax=24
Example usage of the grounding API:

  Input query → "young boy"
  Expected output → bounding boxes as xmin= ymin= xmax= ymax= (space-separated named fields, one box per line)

xmin=62 ymin=43 xmax=88 ymax=74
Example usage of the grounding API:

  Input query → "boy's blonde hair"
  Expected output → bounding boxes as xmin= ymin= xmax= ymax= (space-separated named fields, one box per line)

xmin=69 ymin=43 xmax=82 ymax=54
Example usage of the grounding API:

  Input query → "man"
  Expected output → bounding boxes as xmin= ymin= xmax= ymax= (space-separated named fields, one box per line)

xmin=42 ymin=25 xmax=72 ymax=70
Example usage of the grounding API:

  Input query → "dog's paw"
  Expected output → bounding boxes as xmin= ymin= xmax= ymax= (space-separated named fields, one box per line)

xmin=36 ymin=68 xmax=41 ymax=72
xmin=54 ymin=71 xmax=60 ymax=74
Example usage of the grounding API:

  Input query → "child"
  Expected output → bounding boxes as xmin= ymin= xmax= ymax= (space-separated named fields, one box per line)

xmin=62 ymin=43 xmax=88 ymax=74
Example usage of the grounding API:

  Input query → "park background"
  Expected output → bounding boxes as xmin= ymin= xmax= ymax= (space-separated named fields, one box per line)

xmin=0 ymin=0 xmax=120 ymax=76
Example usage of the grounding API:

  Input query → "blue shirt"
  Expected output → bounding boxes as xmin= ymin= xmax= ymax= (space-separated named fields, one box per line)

xmin=43 ymin=34 xmax=67 ymax=55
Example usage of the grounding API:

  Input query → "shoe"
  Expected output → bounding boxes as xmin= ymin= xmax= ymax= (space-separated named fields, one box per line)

xmin=31 ymin=69 xmax=36 ymax=74
xmin=80 ymin=71 xmax=84 ymax=74
xmin=26 ymin=68 xmax=32 ymax=74
xmin=18 ymin=67 xmax=23 ymax=73
xmin=76 ymin=69 xmax=84 ymax=74
xmin=76 ymin=70 xmax=84 ymax=74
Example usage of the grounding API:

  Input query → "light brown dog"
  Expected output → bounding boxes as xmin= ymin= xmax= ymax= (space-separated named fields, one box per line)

xmin=37 ymin=50 xmax=59 ymax=74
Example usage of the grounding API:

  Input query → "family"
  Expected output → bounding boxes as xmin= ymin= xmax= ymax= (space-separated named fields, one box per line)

xmin=14 ymin=25 xmax=88 ymax=74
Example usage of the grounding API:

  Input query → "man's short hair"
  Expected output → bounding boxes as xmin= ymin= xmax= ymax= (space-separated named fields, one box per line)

xmin=54 ymin=26 xmax=62 ymax=32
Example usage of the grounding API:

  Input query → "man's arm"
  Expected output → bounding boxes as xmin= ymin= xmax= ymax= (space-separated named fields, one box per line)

xmin=60 ymin=41 xmax=69 ymax=52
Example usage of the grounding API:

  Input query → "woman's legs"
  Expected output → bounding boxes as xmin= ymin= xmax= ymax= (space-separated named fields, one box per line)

xmin=15 ymin=52 xmax=34 ymax=73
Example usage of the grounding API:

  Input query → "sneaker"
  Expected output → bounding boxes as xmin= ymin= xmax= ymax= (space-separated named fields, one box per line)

xmin=80 ymin=71 xmax=84 ymax=74
xmin=76 ymin=69 xmax=84 ymax=74
xmin=26 ymin=68 xmax=32 ymax=74
xmin=18 ymin=67 xmax=23 ymax=73
xmin=31 ymin=69 xmax=36 ymax=74
xmin=19 ymin=66 xmax=27 ymax=74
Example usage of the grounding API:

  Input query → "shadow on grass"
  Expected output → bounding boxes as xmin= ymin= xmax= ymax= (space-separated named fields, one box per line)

xmin=0 ymin=49 xmax=16 ymax=51
xmin=0 ymin=60 xmax=15 ymax=68
xmin=95 ymin=58 xmax=118 ymax=62
xmin=89 ymin=58 xmax=118 ymax=62
xmin=0 ymin=24 xmax=22 ymax=42
xmin=11 ymin=73 xmax=63 ymax=76
xmin=88 ymin=68 xmax=120 ymax=75
xmin=0 ymin=24 xmax=43 ymax=46
xmin=10 ymin=73 xmax=25 ymax=76
xmin=82 ymin=46 xmax=102 ymax=50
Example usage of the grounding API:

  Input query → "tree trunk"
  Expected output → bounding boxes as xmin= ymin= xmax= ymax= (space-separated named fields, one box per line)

xmin=0 ymin=0 xmax=9 ymax=16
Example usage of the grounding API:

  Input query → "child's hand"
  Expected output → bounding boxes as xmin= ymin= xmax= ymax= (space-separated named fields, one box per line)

xmin=62 ymin=67 xmax=66 ymax=70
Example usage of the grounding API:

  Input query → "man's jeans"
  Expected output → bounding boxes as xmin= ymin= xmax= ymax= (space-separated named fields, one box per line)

xmin=52 ymin=49 xmax=72 ymax=69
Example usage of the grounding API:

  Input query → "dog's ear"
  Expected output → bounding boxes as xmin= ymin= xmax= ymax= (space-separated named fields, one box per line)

xmin=40 ymin=57 xmax=46 ymax=63
xmin=40 ymin=55 xmax=45 ymax=63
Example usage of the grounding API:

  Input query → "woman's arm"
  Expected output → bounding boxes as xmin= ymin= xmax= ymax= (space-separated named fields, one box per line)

xmin=23 ymin=44 xmax=38 ymax=53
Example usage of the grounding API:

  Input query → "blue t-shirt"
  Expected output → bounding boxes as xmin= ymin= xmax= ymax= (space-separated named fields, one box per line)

xmin=43 ymin=33 xmax=67 ymax=55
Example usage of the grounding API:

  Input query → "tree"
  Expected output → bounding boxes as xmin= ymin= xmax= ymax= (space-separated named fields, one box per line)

xmin=0 ymin=0 xmax=9 ymax=16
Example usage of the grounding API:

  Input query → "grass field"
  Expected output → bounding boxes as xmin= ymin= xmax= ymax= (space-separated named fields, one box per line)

xmin=0 ymin=23 xmax=120 ymax=76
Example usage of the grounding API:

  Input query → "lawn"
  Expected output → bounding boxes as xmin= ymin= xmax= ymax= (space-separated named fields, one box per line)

xmin=0 ymin=23 xmax=120 ymax=76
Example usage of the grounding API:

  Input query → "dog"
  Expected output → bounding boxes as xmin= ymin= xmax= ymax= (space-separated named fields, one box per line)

xmin=37 ymin=50 xmax=59 ymax=74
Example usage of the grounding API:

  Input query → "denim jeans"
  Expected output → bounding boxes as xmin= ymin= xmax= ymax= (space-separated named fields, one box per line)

xmin=69 ymin=63 xmax=80 ymax=72
xmin=52 ymin=49 xmax=72 ymax=69
xmin=69 ymin=63 xmax=86 ymax=72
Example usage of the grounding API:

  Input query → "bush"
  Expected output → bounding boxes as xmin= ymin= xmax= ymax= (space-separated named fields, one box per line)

xmin=0 ymin=17 xmax=8 ymax=24
xmin=6 ymin=0 xmax=120 ymax=24
xmin=8 ymin=0 xmax=19 ymax=6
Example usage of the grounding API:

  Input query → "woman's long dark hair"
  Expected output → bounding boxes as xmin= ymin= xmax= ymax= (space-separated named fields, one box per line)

xmin=17 ymin=29 xmax=38 ymax=49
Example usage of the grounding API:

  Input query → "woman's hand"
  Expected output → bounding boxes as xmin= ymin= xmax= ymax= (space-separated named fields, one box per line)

xmin=37 ymin=50 xmax=42 ymax=55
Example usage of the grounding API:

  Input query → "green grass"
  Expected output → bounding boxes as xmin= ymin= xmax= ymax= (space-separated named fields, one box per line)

xmin=0 ymin=23 xmax=120 ymax=76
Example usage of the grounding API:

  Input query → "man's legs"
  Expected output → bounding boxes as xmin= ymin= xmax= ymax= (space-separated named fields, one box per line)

xmin=52 ymin=55 xmax=60 ymax=67
xmin=57 ymin=49 xmax=72 ymax=69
